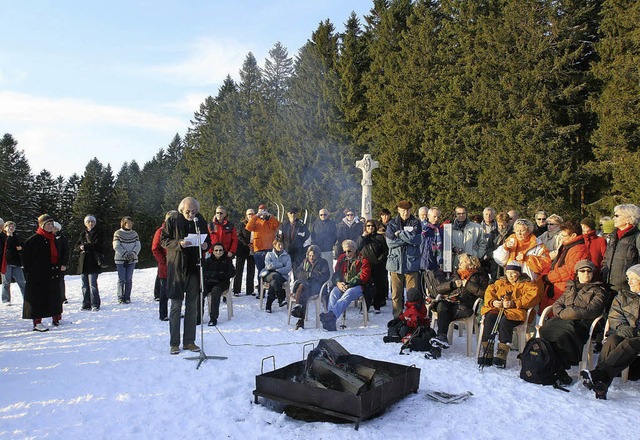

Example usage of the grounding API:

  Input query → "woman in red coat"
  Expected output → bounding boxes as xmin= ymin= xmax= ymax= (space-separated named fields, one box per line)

xmin=540 ymin=221 xmax=590 ymax=313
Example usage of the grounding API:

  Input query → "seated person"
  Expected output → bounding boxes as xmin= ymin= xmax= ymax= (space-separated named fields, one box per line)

xmin=291 ymin=245 xmax=330 ymax=330
xmin=262 ymin=238 xmax=292 ymax=312
xmin=320 ymin=240 xmax=371 ymax=331
xmin=429 ymin=253 xmax=489 ymax=348
xmin=202 ymin=242 xmax=236 ymax=327
xmin=479 ymin=261 xmax=540 ymax=368
xmin=582 ymin=264 xmax=640 ymax=400
xmin=539 ymin=260 xmax=607 ymax=385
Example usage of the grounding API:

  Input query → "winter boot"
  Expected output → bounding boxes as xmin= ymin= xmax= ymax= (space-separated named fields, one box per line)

xmin=477 ymin=341 xmax=493 ymax=366
xmin=493 ymin=342 xmax=510 ymax=368
xmin=430 ymin=333 xmax=450 ymax=349
xmin=580 ymin=369 xmax=609 ymax=400
xmin=295 ymin=318 xmax=304 ymax=330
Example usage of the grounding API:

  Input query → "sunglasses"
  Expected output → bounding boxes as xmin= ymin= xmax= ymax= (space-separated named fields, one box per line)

xmin=578 ymin=269 xmax=593 ymax=273
xmin=366 ymin=224 xmax=376 ymax=228
xmin=319 ymin=213 xmax=328 ymax=216
xmin=344 ymin=249 xmax=355 ymax=253
xmin=346 ymin=213 xmax=355 ymax=217
xmin=213 ymin=249 xmax=224 ymax=253
xmin=216 ymin=212 xmax=224 ymax=214
xmin=536 ymin=217 xmax=547 ymax=221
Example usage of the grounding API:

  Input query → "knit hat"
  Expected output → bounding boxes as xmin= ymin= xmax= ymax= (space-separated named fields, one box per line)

xmin=601 ymin=219 xmax=615 ymax=234
xmin=505 ymin=261 xmax=523 ymax=272
xmin=580 ymin=217 xmax=596 ymax=231
xmin=397 ymin=200 xmax=412 ymax=210
xmin=574 ymin=259 xmax=595 ymax=272
xmin=626 ymin=264 xmax=640 ymax=280
xmin=84 ymin=215 xmax=96 ymax=223
xmin=406 ymin=287 xmax=422 ymax=303
xmin=38 ymin=214 xmax=54 ymax=228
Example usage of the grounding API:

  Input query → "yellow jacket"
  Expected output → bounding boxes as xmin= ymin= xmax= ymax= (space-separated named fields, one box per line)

xmin=481 ymin=275 xmax=540 ymax=322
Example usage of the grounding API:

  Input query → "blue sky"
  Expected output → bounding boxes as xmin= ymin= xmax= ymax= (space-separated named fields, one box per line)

xmin=0 ymin=0 xmax=373 ymax=178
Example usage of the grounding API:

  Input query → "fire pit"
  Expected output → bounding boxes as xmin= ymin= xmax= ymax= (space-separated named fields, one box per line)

xmin=253 ymin=339 xmax=421 ymax=429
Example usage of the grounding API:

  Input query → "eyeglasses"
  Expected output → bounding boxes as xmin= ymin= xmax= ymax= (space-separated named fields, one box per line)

xmin=346 ymin=213 xmax=355 ymax=217
xmin=344 ymin=249 xmax=355 ymax=253
xmin=578 ymin=269 xmax=593 ymax=273
xmin=536 ymin=217 xmax=547 ymax=221
xmin=319 ymin=213 xmax=328 ymax=217
xmin=613 ymin=214 xmax=620 ymax=218
xmin=213 ymin=249 xmax=224 ymax=253
xmin=184 ymin=210 xmax=197 ymax=215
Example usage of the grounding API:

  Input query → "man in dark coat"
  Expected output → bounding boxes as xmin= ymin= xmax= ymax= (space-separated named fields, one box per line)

xmin=311 ymin=208 xmax=337 ymax=276
xmin=277 ymin=206 xmax=310 ymax=267
xmin=161 ymin=197 xmax=211 ymax=355
xmin=22 ymin=214 xmax=63 ymax=332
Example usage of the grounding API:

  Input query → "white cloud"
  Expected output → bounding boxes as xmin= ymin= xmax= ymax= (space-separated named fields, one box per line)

xmin=147 ymin=37 xmax=249 ymax=85
xmin=163 ymin=92 xmax=211 ymax=114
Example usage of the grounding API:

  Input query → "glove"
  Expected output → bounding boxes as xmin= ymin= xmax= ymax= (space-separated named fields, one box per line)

xmin=492 ymin=300 xmax=502 ymax=308
xmin=617 ymin=325 xmax=635 ymax=338
xmin=502 ymin=300 xmax=515 ymax=309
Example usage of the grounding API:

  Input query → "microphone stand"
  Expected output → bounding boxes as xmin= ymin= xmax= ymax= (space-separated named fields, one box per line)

xmin=185 ymin=217 xmax=227 ymax=369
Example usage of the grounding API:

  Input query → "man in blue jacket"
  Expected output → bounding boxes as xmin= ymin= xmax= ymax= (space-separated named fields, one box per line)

xmin=386 ymin=200 xmax=422 ymax=318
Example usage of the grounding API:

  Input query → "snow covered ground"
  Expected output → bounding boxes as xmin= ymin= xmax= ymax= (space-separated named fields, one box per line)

xmin=1 ymin=267 xmax=638 ymax=439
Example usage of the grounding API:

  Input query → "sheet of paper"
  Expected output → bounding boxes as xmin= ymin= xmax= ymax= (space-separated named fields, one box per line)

xmin=184 ymin=233 xmax=208 ymax=247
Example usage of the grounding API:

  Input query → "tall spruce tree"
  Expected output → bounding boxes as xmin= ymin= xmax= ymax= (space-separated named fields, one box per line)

xmin=0 ymin=133 xmax=35 ymax=230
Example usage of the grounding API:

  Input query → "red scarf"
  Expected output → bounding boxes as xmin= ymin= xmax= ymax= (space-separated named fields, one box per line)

xmin=457 ymin=268 xmax=474 ymax=281
xmin=36 ymin=227 xmax=59 ymax=264
xmin=617 ymin=224 xmax=633 ymax=239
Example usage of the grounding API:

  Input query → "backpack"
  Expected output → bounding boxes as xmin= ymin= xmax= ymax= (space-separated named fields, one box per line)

xmin=517 ymin=338 xmax=568 ymax=391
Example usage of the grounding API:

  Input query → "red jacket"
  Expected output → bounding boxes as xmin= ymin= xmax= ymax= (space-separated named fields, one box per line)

xmin=398 ymin=301 xmax=428 ymax=329
xmin=582 ymin=230 xmax=607 ymax=272
xmin=333 ymin=252 xmax=371 ymax=287
xmin=151 ymin=226 xmax=167 ymax=279
xmin=541 ymin=235 xmax=589 ymax=311
xmin=208 ymin=218 xmax=238 ymax=255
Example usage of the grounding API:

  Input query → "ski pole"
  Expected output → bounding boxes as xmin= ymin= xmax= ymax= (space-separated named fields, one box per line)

xmin=479 ymin=305 xmax=505 ymax=370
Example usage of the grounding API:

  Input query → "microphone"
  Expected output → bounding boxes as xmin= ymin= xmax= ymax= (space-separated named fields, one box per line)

xmin=193 ymin=216 xmax=200 ymax=233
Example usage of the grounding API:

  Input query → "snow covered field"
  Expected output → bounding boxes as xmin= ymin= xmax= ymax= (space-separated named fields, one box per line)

xmin=1 ymin=267 xmax=638 ymax=439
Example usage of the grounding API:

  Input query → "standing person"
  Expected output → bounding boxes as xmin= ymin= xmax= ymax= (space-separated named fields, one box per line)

xmin=420 ymin=206 xmax=444 ymax=275
xmin=21 ymin=214 xmax=63 ymax=331
xmin=310 ymin=208 xmax=337 ymax=276
xmin=291 ymin=244 xmax=330 ymax=329
xmin=533 ymin=210 xmax=549 ymax=237
xmin=481 ymin=207 xmax=497 ymax=235
xmin=379 ymin=209 xmax=392 ymax=229
xmin=0 ymin=218 xmax=5 ymax=293
xmin=245 ymin=204 xmax=280 ymax=278
xmin=207 ymin=206 xmax=238 ymax=258
xmin=161 ymin=197 xmax=210 ymax=355
xmin=152 ymin=212 xmax=173 ymax=321
xmin=76 ymin=215 xmax=103 ymax=311
xmin=262 ymin=238 xmax=292 ymax=312
xmin=580 ymin=217 xmax=607 ymax=274
xmin=52 ymin=222 xmax=69 ymax=304
xmin=233 ymin=209 xmax=256 ymax=296
xmin=451 ymin=205 xmax=487 ymax=270
xmin=113 ymin=216 xmax=141 ymax=304
xmin=601 ymin=204 xmax=640 ymax=300
xmin=385 ymin=200 xmax=422 ymax=318
xmin=335 ymin=209 xmax=363 ymax=261
xmin=203 ymin=242 xmax=235 ymax=326
xmin=537 ymin=214 xmax=564 ymax=258
xmin=277 ymin=206 xmax=310 ymax=267
xmin=1 ymin=221 xmax=26 ymax=304
xmin=357 ymin=219 xmax=388 ymax=313
xmin=486 ymin=212 xmax=511 ymax=281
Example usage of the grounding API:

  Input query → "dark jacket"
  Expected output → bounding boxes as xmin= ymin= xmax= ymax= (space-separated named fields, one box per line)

xmin=356 ymin=232 xmax=388 ymax=267
xmin=161 ymin=212 xmax=211 ymax=300
xmin=278 ymin=219 xmax=310 ymax=264
xmin=75 ymin=227 xmax=104 ymax=274
xmin=203 ymin=254 xmax=235 ymax=291
xmin=335 ymin=219 xmax=364 ymax=258
xmin=420 ymin=222 xmax=443 ymax=271
xmin=22 ymin=232 xmax=63 ymax=319
xmin=236 ymin=219 xmax=252 ymax=258
xmin=293 ymin=257 xmax=330 ymax=295
xmin=601 ymin=226 xmax=640 ymax=293
xmin=432 ymin=270 xmax=489 ymax=312
xmin=552 ymin=280 xmax=607 ymax=321
xmin=55 ymin=231 xmax=70 ymax=267
xmin=4 ymin=233 xmax=24 ymax=266
xmin=607 ymin=288 xmax=640 ymax=338
xmin=311 ymin=219 xmax=338 ymax=252
xmin=486 ymin=227 xmax=510 ymax=281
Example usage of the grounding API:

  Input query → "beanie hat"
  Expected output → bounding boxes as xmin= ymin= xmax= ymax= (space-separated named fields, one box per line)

xmin=84 ymin=215 xmax=97 ymax=223
xmin=574 ymin=259 xmax=595 ymax=272
xmin=406 ymin=287 xmax=422 ymax=303
xmin=626 ymin=264 xmax=640 ymax=280
xmin=505 ymin=261 xmax=523 ymax=272
xmin=580 ymin=218 xmax=596 ymax=231
xmin=601 ymin=219 xmax=615 ymax=234
xmin=38 ymin=214 xmax=54 ymax=228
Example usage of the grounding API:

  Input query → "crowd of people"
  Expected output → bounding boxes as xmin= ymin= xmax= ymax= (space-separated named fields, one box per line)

xmin=1 ymin=199 xmax=639 ymax=400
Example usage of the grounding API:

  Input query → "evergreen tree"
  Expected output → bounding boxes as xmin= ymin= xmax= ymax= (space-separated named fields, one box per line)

xmin=0 ymin=133 xmax=35 ymax=230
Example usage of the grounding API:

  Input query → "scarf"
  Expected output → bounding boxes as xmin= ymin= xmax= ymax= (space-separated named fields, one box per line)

xmin=36 ymin=227 xmax=59 ymax=264
xmin=343 ymin=216 xmax=357 ymax=228
xmin=617 ymin=224 xmax=633 ymax=239
xmin=457 ymin=268 xmax=474 ymax=281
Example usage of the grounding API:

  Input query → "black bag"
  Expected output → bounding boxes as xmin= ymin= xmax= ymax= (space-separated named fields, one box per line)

xmin=517 ymin=338 xmax=568 ymax=391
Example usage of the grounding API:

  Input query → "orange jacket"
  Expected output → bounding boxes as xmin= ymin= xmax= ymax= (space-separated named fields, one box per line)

xmin=540 ymin=235 xmax=589 ymax=311
xmin=245 ymin=214 xmax=280 ymax=252
xmin=481 ymin=275 xmax=540 ymax=322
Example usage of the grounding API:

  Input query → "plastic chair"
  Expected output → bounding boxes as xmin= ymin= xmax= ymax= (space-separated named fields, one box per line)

xmin=287 ymin=281 xmax=327 ymax=329
xmin=258 ymin=273 xmax=291 ymax=310
xmin=603 ymin=319 xmax=632 ymax=382
xmin=476 ymin=307 xmax=534 ymax=359
xmin=341 ymin=295 xmax=368 ymax=328
xmin=222 ymin=288 xmax=233 ymax=320
xmin=536 ymin=305 xmax=603 ymax=371
xmin=431 ymin=298 xmax=482 ymax=357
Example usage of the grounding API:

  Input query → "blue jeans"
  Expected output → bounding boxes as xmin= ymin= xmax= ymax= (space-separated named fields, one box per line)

xmin=81 ymin=273 xmax=100 ymax=309
xmin=116 ymin=263 xmax=135 ymax=301
xmin=2 ymin=265 xmax=26 ymax=303
xmin=327 ymin=285 xmax=363 ymax=319
xmin=254 ymin=250 xmax=268 ymax=276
